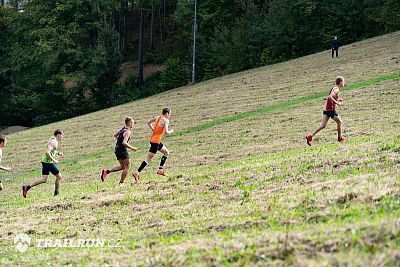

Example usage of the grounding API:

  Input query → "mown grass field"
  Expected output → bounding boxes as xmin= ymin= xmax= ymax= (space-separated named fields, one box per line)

xmin=1 ymin=31 xmax=399 ymax=266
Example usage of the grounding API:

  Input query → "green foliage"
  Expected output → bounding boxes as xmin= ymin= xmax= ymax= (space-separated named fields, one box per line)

xmin=0 ymin=7 xmax=15 ymax=126
xmin=159 ymin=57 xmax=190 ymax=90
xmin=197 ymin=4 xmax=269 ymax=80
xmin=189 ymin=0 xmax=400 ymax=80
xmin=0 ymin=0 xmax=121 ymax=126
xmin=83 ymin=20 xmax=121 ymax=107
xmin=113 ymin=71 xmax=165 ymax=106
xmin=1 ymin=0 xmax=400 ymax=126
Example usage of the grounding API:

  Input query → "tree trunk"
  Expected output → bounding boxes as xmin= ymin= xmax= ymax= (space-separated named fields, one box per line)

xmin=163 ymin=0 xmax=166 ymax=22
xmin=150 ymin=1 xmax=155 ymax=49
xmin=158 ymin=4 xmax=163 ymax=46
xmin=172 ymin=0 xmax=178 ymax=31
xmin=163 ymin=0 xmax=168 ymax=36
xmin=13 ymin=0 xmax=18 ymax=10
xmin=119 ymin=0 xmax=128 ymax=56
xmin=89 ymin=1 xmax=100 ymax=46
xmin=137 ymin=7 xmax=144 ymax=86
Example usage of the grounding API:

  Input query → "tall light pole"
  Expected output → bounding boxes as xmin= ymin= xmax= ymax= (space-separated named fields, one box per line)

xmin=191 ymin=0 xmax=197 ymax=83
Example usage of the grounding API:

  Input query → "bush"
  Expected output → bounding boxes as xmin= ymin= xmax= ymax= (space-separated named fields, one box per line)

xmin=159 ymin=57 xmax=190 ymax=90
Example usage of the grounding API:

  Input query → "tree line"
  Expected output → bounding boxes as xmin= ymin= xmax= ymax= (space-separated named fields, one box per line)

xmin=1 ymin=0 xmax=399 ymax=126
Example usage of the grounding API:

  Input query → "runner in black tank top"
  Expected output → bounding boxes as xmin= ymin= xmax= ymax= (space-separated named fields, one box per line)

xmin=101 ymin=117 xmax=139 ymax=184
xmin=115 ymin=127 xmax=130 ymax=153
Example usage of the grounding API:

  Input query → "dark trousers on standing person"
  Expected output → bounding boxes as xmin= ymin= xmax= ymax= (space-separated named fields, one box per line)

xmin=332 ymin=48 xmax=339 ymax=58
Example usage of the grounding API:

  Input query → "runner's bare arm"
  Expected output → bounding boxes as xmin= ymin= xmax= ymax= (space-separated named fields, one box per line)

xmin=114 ymin=130 xmax=119 ymax=139
xmin=147 ymin=117 xmax=157 ymax=131
xmin=164 ymin=119 xmax=174 ymax=135
xmin=46 ymin=140 xmax=58 ymax=163
xmin=122 ymin=130 xmax=138 ymax=151
xmin=0 ymin=165 xmax=11 ymax=172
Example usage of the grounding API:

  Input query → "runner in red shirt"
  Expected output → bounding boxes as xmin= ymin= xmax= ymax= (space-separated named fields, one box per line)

xmin=306 ymin=76 xmax=347 ymax=146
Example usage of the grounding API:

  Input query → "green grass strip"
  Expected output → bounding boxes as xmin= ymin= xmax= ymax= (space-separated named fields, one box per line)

xmin=175 ymin=72 xmax=400 ymax=137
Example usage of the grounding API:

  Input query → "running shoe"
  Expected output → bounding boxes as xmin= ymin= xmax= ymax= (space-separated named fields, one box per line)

xmin=306 ymin=135 xmax=313 ymax=146
xmin=157 ymin=170 xmax=167 ymax=176
xmin=101 ymin=169 xmax=108 ymax=182
xmin=132 ymin=172 xmax=140 ymax=182
xmin=22 ymin=185 xmax=29 ymax=198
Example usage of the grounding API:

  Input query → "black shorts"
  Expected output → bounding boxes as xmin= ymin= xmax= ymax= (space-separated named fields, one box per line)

xmin=115 ymin=150 xmax=129 ymax=160
xmin=149 ymin=142 xmax=164 ymax=154
xmin=323 ymin=110 xmax=338 ymax=119
xmin=42 ymin=162 xmax=60 ymax=176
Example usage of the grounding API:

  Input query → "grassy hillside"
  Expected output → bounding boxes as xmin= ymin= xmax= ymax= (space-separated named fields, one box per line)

xmin=1 ymin=31 xmax=399 ymax=266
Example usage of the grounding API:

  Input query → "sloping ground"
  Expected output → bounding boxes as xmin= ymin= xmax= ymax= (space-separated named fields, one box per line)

xmin=0 ymin=31 xmax=399 ymax=266
xmin=0 ymin=126 xmax=29 ymax=135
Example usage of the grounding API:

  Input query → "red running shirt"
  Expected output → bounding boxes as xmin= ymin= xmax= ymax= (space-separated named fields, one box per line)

xmin=325 ymin=87 xmax=339 ymax=111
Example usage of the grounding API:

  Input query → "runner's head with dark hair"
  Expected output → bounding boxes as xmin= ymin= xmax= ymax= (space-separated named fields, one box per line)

xmin=162 ymin=107 xmax=171 ymax=119
xmin=0 ymin=134 xmax=6 ymax=146
xmin=162 ymin=107 xmax=171 ymax=115
xmin=125 ymin=117 xmax=135 ymax=129
xmin=335 ymin=76 xmax=344 ymax=86
xmin=53 ymin=129 xmax=64 ymax=141
xmin=54 ymin=129 xmax=63 ymax=136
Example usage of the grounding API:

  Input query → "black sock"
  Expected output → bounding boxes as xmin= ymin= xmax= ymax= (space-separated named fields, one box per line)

xmin=159 ymin=156 xmax=168 ymax=169
xmin=138 ymin=160 xmax=148 ymax=173
xmin=106 ymin=170 xmax=110 ymax=174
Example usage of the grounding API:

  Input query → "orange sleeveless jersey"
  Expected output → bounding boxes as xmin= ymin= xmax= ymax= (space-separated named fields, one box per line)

xmin=150 ymin=116 xmax=166 ymax=144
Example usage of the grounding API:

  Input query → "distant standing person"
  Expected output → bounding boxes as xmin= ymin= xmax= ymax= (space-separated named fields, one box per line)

xmin=306 ymin=76 xmax=347 ymax=146
xmin=331 ymin=36 xmax=339 ymax=58
xmin=22 ymin=129 xmax=64 ymax=197
xmin=100 ymin=117 xmax=139 ymax=184
xmin=0 ymin=134 xmax=12 ymax=191
xmin=133 ymin=107 xmax=174 ymax=182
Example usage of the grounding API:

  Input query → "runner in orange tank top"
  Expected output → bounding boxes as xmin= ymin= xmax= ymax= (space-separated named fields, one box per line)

xmin=306 ymin=76 xmax=347 ymax=146
xmin=150 ymin=116 xmax=166 ymax=144
xmin=133 ymin=107 xmax=174 ymax=182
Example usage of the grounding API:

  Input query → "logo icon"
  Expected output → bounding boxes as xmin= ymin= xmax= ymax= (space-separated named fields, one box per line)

xmin=14 ymin=233 xmax=31 ymax=253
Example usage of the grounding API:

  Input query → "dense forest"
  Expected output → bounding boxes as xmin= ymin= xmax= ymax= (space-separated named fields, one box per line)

xmin=0 ymin=0 xmax=399 ymax=126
